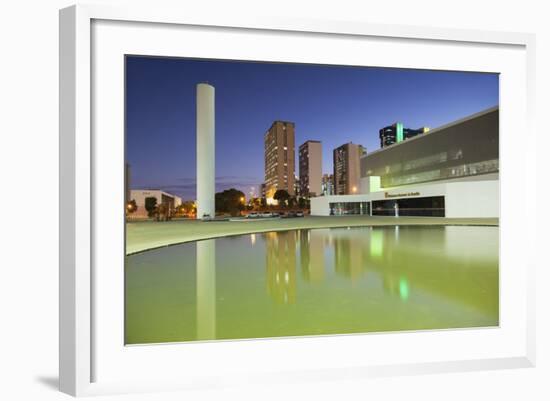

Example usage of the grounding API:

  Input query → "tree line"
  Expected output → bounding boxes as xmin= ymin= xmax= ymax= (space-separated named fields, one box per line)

xmin=126 ymin=187 xmax=310 ymax=220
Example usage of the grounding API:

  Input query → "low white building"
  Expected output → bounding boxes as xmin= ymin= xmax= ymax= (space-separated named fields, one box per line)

xmin=311 ymin=107 xmax=499 ymax=219
xmin=129 ymin=189 xmax=182 ymax=218
xmin=311 ymin=176 xmax=498 ymax=218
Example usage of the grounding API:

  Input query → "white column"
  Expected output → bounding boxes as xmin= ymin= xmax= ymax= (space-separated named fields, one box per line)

xmin=196 ymin=83 xmax=215 ymax=218
xmin=196 ymin=239 xmax=216 ymax=340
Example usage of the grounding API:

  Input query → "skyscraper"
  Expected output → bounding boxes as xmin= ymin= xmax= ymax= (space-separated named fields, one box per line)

xmin=379 ymin=123 xmax=430 ymax=148
xmin=333 ymin=142 xmax=365 ymax=195
xmin=321 ymin=174 xmax=334 ymax=196
xmin=298 ymin=140 xmax=322 ymax=197
xmin=264 ymin=121 xmax=296 ymax=201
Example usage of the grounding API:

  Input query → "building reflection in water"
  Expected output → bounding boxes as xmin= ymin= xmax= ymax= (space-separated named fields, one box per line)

xmin=265 ymin=227 xmax=416 ymax=300
xmin=262 ymin=225 xmax=492 ymax=311
xmin=332 ymin=228 xmax=369 ymax=282
xmin=399 ymin=277 xmax=409 ymax=301
xmin=328 ymin=226 xmax=411 ymax=300
xmin=370 ymin=226 xmax=449 ymax=303
xmin=369 ymin=227 xmax=383 ymax=260
xmin=299 ymin=229 xmax=325 ymax=283
xmin=196 ymin=239 xmax=216 ymax=340
xmin=265 ymin=231 xmax=297 ymax=304
xmin=370 ymin=226 xmax=410 ymax=301
xmin=377 ymin=225 xmax=498 ymax=309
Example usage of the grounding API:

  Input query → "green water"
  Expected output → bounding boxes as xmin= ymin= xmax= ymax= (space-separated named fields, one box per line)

xmin=125 ymin=225 xmax=499 ymax=344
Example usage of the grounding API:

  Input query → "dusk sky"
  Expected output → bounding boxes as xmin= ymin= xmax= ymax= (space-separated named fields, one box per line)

xmin=126 ymin=56 xmax=498 ymax=200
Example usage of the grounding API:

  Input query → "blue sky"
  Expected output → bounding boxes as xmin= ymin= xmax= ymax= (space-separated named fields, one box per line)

xmin=126 ymin=56 xmax=498 ymax=200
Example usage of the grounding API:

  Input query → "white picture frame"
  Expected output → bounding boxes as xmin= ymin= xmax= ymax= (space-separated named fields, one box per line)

xmin=59 ymin=4 xmax=536 ymax=397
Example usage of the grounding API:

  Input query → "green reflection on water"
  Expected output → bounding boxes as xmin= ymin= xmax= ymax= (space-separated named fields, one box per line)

xmin=125 ymin=225 xmax=499 ymax=344
xmin=399 ymin=277 xmax=409 ymax=301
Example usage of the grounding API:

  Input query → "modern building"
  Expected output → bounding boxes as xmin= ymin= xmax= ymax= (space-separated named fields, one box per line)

xmin=312 ymin=106 xmax=499 ymax=217
xmin=321 ymin=173 xmax=334 ymax=196
xmin=333 ymin=142 xmax=366 ymax=195
xmin=299 ymin=140 xmax=322 ymax=197
xmin=129 ymin=189 xmax=182 ymax=218
xmin=293 ymin=175 xmax=300 ymax=198
xmin=379 ymin=123 xmax=430 ymax=148
xmin=264 ymin=121 xmax=296 ymax=202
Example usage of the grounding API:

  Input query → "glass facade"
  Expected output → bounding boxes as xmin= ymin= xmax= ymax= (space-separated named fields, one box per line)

xmin=364 ymin=108 xmax=498 ymax=188
xmin=329 ymin=202 xmax=370 ymax=216
xmin=372 ymin=196 xmax=445 ymax=217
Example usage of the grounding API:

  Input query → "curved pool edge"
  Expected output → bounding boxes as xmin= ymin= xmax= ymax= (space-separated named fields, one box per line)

xmin=126 ymin=216 xmax=499 ymax=256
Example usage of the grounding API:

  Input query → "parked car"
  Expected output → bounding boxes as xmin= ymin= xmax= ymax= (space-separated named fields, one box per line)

xmin=247 ymin=212 xmax=259 ymax=219
xmin=286 ymin=211 xmax=297 ymax=218
xmin=295 ymin=211 xmax=304 ymax=217
xmin=260 ymin=212 xmax=273 ymax=218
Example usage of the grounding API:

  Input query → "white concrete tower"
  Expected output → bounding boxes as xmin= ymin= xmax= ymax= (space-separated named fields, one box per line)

xmin=196 ymin=239 xmax=216 ymax=340
xmin=196 ymin=83 xmax=215 ymax=218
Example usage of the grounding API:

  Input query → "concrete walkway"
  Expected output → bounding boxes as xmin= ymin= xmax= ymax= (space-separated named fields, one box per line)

xmin=126 ymin=216 xmax=498 ymax=255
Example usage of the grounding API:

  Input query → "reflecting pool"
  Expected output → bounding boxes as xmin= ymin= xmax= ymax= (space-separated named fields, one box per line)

xmin=125 ymin=225 xmax=499 ymax=344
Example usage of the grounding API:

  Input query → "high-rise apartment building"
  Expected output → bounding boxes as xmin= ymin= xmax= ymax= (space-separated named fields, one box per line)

xmin=379 ymin=123 xmax=430 ymax=148
xmin=264 ymin=121 xmax=296 ymax=201
xmin=321 ymin=174 xmax=334 ymax=196
xmin=333 ymin=142 xmax=365 ymax=195
xmin=260 ymin=183 xmax=266 ymax=199
xmin=298 ymin=140 xmax=322 ymax=197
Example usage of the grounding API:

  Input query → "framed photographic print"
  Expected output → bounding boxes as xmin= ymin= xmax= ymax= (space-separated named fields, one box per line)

xmin=59 ymin=4 xmax=536 ymax=397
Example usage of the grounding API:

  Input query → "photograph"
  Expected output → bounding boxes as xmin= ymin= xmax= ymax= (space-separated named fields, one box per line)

xmin=124 ymin=56 xmax=499 ymax=345
xmin=2 ymin=0 xmax=544 ymax=398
